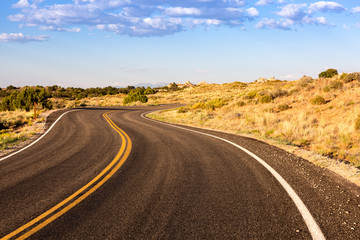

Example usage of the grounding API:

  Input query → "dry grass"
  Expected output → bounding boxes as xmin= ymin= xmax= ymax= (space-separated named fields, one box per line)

xmin=0 ymin=110 xmax=47 ymax=150
xmin=149 ymin=78 xmax=360 ymax=169
xmin=0 ymin=94 xmax=127 ymax=150
xmin=2 ymin=78 xmax=360 ymax=180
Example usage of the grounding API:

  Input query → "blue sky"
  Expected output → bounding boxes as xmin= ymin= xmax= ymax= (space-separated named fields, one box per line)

xmin=1 ymin=0 xmax=360 ymax=88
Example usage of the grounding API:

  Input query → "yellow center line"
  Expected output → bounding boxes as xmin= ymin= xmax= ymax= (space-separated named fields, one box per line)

xmin=1 ymin=111 xmax=132 ymax=240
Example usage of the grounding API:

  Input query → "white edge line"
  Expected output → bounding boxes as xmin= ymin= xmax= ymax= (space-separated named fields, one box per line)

xmin=0 ymin=110 xmax=81 ymax=162
xmin=141 ymin=111 xmax=326 ymax=240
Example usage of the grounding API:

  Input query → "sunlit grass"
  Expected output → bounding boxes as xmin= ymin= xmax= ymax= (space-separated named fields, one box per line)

xmin=150 ymin=77 xmax=360 ymax=168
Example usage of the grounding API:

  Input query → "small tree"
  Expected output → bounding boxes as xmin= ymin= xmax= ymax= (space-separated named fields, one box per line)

xmin=144 ymin=87 xmax=155 ymax=95
xmin=318 ymin=69 xmax=338 ymax=79
xmin=123 ymin=89 xmax=148 ymax=104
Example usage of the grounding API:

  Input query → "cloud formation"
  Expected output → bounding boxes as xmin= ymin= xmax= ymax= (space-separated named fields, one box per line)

xmin=352 ymin=7 xmax=360 ymax=13
xmin=308 ymin=1 xmax=345 ymax=14
xmin=8 ymin=0 xmax=259 ymax=37
xmin=257 ymin=1 xmax=345 ymax=30
xmin=0 ymin=32 xmax=50 ymax=43
xmin=5 ymin=0 xmax=355 ymax=37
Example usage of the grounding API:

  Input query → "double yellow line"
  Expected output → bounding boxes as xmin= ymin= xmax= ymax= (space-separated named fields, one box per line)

xmin=1 ymin=111 xmax=132 ymax=240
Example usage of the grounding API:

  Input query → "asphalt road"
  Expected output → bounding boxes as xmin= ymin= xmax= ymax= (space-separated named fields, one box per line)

xmin=0 ymin=106 xmax=359 ymax=239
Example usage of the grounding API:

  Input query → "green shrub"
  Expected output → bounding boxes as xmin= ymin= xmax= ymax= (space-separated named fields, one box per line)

xmin=318 ymin=68 xmax=338 ymax=78
xmin=278 ymin=104 xmax=290 ymax=111
xmin=144 ymin=87 xmax=155 ymax=95
xmin=259 ymin=95 xmax=273 ymax=103
xmin=310 ymin=95 xmax=326 ymax=105
xmin=343 ymin=72 xmax=360 ymax=83
xmin=355 ymin=114 xmax=360 ymax=130
xmin=123 ymin=90 xmax=148 ymax=104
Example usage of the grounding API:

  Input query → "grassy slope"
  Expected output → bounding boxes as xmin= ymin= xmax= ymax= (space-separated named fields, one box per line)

xmin=148 ymin=78 xmax=360 ymax=169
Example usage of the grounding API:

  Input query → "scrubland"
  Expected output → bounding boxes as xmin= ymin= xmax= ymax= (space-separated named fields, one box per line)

xmin=1 ymin=76 xmax=360 ymax=174
xmin=0 ymin=110 xmax=45 ymax=150
xmin=0 ymin=94 xmax=126 ymax=151
xmin=148 ymin=77 xmax=360 ymax=169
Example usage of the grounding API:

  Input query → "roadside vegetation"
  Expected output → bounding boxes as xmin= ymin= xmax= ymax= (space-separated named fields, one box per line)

xmin=2 ymin=70 xmax=360 ymax=170
xmin=0 ymin=85 xmax=134 ymax=149
xmin=148 ymin=70 xmax=360 ymax=168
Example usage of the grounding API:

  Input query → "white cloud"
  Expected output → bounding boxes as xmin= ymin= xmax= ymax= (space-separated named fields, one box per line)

xmin=40 ymin=26 xmax=81 ymax=32
xmin=5 ymin=0 xmax=350 ymax=37
xmin=277 ymin=4 xmax=307 ymax=21
xmin=12 ymin=0 xmax=30 ymax=8
xmin=308 ymin=1 xmax=345 ymax=14
xmin=256 ymin=18 xmax=292 ymax=30
xmin=246 ymin=7 xmax=259 ymax=17
xmin=222 ymin=0 xmax=245 ymax=7
xmin=315 ymin=16 xmax=327 ymax=25
xmin=255 ymin=0 xmax=273 ymax=6
xmin=352 ymin=7 xmax=360 ymax=13
xmin=165 ymin=7 xmax=201 ymax=16
xmin=0 ymin=33 xmax=50 ymax=43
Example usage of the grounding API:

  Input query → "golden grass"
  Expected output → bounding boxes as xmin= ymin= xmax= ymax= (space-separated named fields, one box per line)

xmin=2 ymin=78 xmax=360 ymax=173
xmin=149 ymin=78 xmax=360 ymax=168
xmin=0 ymin=110 xmax=45 ymax=150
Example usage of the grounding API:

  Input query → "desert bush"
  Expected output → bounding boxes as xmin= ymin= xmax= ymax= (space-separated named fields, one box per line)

xmin=205 ymin=98 xmax=226 ymax=110
xmin=192 ymin=102 xmax=205 ymax=109
xmin=340 ymin=73 xmax=348 ymax=80
xmin=191 ymin=98 xmax=226 ymax=110
xmin=298 ymin=75 xmax=313 ymax=87
xmin=318 ymin=68 xmax=338 ymax=79
xmin=246 ymin=91 xmax=258 ymax=99
xmin=324 ymin=80 xmax=343 ymax=92
xmin=271 ymin=89 xmax=288 ymax=98
xmin=310 ymin=95 xmax=326 ymax=105
xmin=355 ymin=114 xmax=360 ymax=130
xmin=323 ymin=86 xmax=331 ymax=92
xmin=237 ymin=101 xmax=246 ymax=107
xmin=178 ymin=106 xmax=189 ymax=113
xmin=259 ymin=95 xmax=273 ymax=103
xmin=343 ymin=72 xmax=360 ymax=83
xmin=258 ymin=90 xmax=269 ymax=96
xmin=278 ymin=104 xmax=290 ymax=111
xmin=289 ymin=88 xmax=300 ymax=95
xmin=300 ymin=75 xmax=313 ymax=82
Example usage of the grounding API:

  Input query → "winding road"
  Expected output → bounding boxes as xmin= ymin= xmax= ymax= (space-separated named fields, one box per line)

xmin=0 ymin=106 xmax=359 ymax=239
